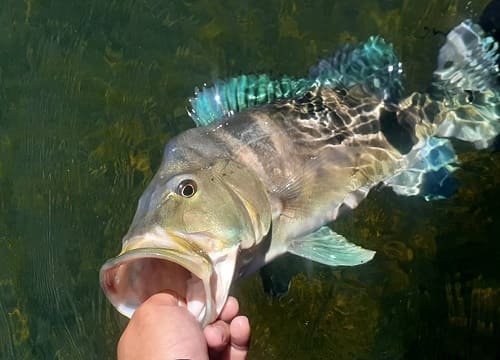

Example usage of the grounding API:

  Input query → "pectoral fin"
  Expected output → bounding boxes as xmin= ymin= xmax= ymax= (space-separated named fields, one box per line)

xmin=288 ymin=226 xmax=375 ymax=267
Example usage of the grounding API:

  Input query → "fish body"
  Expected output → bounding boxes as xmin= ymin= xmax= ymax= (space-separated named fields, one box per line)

xmin=100 ymin=20 xmax=500 ymax=326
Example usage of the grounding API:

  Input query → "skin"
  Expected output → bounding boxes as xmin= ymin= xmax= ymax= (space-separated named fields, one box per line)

xmin=117 ymin=294 xmax=250 ymax=360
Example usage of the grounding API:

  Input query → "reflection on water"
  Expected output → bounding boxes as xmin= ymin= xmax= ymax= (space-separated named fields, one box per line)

xmin=0 ymin=0 xmax=499 ymax=358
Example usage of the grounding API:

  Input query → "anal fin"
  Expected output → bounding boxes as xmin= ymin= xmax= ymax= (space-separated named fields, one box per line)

xmin=288 ymin=226 xmax=375 ymax=267
xmin=386 ymin=137 xmax=459 ymax=200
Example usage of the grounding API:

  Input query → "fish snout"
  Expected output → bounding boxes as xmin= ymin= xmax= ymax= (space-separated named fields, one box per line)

xmin=100 ymin=240 xmax=217 ymax=327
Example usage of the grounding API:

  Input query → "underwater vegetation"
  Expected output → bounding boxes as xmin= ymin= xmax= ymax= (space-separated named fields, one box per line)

xmin=0 ymin=0 xmax=498 ymax=359
xmin=234 ymin=150 xmax=500 ymax=359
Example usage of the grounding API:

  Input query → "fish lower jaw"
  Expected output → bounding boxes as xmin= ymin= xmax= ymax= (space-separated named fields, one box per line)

xmin=186 ymin=274 xmax=209 ymax=321
xmin=100 ymin=253 xmax=216 ymax=326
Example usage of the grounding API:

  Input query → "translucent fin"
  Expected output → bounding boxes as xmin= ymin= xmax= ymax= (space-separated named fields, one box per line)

xmin=309 ymin=36 xmax=404 ymax=103
xmin=189 ymin=38 xmax=404 ymax=126
xmin=288 ymin=226 xmax=375 ymax=267
xmin=385 ymin=137 xmax=458 ymax=200
xmin=431 ymin=20 xmax=500 ymax=149
xmin=188 ymin=74 xmax=313 ymax=126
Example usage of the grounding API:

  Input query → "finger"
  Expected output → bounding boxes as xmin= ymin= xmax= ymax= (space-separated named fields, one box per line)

xmin=204 ymin=320 xmax=231 ymax=352
xmin=119 ymin=292 xmax=207 ymax=360
xmin=219 ymin=296 xmax=239 ymax=322
xmin=228 ymin=316 xmax=250 ymax=360
xmin=141 ymin=292 xmax=178 ymax=307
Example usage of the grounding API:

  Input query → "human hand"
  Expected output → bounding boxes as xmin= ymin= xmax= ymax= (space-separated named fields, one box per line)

xmin=117 ymin=293 xmax=250 ymax=360
xmin=204 ymin=296 xmax=250 ymax=360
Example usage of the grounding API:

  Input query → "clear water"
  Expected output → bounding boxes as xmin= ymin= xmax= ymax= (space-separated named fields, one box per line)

xmin=0 ymin=0 xmax=499 ymax=358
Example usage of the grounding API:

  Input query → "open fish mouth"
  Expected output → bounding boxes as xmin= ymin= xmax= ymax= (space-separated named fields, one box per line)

xmin=99 ymin=247 xmax=217 ymax=327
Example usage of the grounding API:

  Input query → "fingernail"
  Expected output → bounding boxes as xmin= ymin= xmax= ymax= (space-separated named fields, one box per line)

xmin=157 ymin=290 xmax=187 ymax=307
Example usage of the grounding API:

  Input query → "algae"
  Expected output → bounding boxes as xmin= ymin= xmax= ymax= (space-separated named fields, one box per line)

xmin=0 ymin=0 xmax=498 ymax=358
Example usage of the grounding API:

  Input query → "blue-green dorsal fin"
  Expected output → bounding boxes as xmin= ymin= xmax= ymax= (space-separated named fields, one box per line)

xmin=309 ymin=36 xmax=404 ymax=103
xmin=188 ymin=74 xmax=314 ymax=127
xmin=288 ymin=226 xmax=375 ymax=267
xmin=188 ymin=38 xmax=403 ymax=127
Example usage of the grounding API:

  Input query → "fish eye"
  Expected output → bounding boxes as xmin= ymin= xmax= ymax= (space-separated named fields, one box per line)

xmin=177 ymin=179 xmax=197 ymax=198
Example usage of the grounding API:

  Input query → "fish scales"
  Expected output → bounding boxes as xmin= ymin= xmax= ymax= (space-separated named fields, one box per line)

xmin=196 ymin=87 xmax=406 ymax=245
xmin=100 ymin=19 xmax=500 ymax=327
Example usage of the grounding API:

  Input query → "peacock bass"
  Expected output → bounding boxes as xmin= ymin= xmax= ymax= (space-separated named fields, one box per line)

xmin=100 ymin=20 xmax=500 ymax=327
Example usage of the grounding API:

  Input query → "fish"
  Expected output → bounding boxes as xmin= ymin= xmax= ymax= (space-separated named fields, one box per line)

xmin=100 ymin=20 xmax=500 ymax=327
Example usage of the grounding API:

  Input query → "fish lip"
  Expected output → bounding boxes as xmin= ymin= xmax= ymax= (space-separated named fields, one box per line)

xmin=99 ymin=246 xmax=217 ymax=327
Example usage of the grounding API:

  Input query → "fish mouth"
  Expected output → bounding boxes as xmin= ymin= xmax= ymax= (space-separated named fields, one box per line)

xmin=99 ymin=230 xmax=238 ymax=327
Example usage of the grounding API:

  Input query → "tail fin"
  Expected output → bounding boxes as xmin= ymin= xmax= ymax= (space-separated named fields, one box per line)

xmin=431 ymin=20 xmax=500 ymax=149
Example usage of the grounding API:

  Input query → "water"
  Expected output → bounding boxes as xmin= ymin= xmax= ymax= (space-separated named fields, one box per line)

xmin=0 ymin=0 xmax=499 ymax=358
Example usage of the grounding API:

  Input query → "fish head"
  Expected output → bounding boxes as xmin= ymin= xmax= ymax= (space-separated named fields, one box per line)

xmin=100 ymin=141 xmax=272 ymax=327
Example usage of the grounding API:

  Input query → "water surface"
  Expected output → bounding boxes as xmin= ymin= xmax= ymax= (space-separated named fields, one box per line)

xmin=0 ymin=0 xmax=499 ymax=358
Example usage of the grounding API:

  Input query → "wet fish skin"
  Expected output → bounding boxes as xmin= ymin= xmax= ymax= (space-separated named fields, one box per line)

xmin=100 ymin=20 xmax=500 ymax=326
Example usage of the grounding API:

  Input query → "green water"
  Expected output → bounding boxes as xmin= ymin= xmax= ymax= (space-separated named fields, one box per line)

xmin=0 ymin=0 xmax=499 ymax=358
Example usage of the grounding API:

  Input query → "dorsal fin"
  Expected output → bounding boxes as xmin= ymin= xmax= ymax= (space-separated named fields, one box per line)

xmin=188 ymin=74 xmax=314 ymax=126
xmin=188 ymin=37 xmax=404 ymax=127
xmin=309 ymin=36 xmax=403 ymax=104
